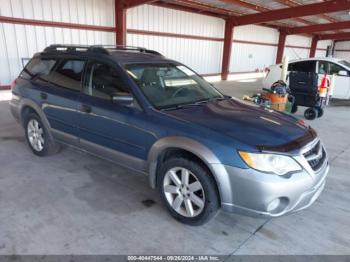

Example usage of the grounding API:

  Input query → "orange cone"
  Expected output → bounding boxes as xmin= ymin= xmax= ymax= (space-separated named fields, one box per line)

xmin=319 ymin=74 xmax=330 ymax=98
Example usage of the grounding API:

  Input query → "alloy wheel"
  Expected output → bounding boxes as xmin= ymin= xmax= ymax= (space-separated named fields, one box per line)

xmin=27 ymin=119 xmax=45 ymax=152
xmin=163 ymin=167 xmax=205 ymax=217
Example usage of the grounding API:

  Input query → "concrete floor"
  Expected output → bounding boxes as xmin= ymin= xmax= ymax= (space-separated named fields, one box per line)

xmin=0 ymin=78 xmax=349 ymax=255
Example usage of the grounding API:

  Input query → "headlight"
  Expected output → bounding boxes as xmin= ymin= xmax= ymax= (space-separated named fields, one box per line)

xmin=238 ymin=151 xmax=301 ymax=176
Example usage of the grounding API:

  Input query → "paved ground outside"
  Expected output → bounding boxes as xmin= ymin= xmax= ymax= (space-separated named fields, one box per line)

xmin=0 ymin=77 xmax=349 ymax=255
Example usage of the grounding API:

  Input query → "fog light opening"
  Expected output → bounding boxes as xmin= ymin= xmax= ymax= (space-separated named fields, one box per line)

xmin=267 ymin=197 xmax=289 ymax=214
xmin=267 ymin=198 xmax=281 ymax=212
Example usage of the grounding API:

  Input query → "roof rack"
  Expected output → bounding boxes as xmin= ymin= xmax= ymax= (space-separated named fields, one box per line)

xmin=43 ymin=44 xmax=163 ymax=56
xmin=104 ymin=45 xmax=163 ymax=56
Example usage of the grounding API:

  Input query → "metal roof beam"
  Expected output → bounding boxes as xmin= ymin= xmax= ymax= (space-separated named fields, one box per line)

xmin=288 ymin=21 xmax=350 ymax=35
xmin=232 ymin=0 xmax=350 ymax=26
xmin=220 ymin=0 xmax=313 ymax=25
xmin=334 ymin=39 xmax=350 ymax=43
xmin=154 ymin=1 xmax=292 ymax=29
xmin=319 ymin=32 xmax=350 ymax=41
xmin=152 ymin=1 xmax=234 ymax=18
xmin=125 ymin=0 xmax=158 ymax=8
xmin=272 ymin=0 xmax=340 ymax=24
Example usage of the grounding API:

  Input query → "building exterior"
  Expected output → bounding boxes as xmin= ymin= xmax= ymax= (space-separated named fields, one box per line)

xmin=0 ymin=0 xmax=336 ymax=87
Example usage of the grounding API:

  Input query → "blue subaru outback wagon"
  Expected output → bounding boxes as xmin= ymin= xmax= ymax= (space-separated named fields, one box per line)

xmin=10 ymin=45 xmax=329 ymax=225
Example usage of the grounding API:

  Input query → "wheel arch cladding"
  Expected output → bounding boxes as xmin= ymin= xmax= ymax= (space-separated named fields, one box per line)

xmin=20 ymin=100 xmax=54 ymax=142
xmin=147 ymin=136 xmax=233 ymax=204
xmin=21 ymin=105 xmax=36 ymax=127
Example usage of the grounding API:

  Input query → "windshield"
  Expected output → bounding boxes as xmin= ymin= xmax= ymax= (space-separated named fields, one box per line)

xmin=339 ymin=60 xmax=350 ymax=68
xmin=125 ymin=63 xmax=223 ymax=109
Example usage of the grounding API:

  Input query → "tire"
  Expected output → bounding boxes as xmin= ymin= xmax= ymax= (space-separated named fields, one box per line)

xmin=317 ymin=107 xmax=324 ymax=118
xmin=304 ymin=108 xmax=318 ymax=120
xmin=157 ymin=157 xmax=220 ymax=226
xmin=291 ymin=104 xmax=298 ymax=114
xmin=25 ymin=113 xmax=59 ymax=156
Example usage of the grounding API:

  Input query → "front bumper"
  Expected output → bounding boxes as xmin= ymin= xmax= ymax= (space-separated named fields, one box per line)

xmin=212 ymin=140 xmax=329 ymax=218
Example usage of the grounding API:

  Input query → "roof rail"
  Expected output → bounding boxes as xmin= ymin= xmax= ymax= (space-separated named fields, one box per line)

xmin=43 ymin=45 xmax=109 ymax=55
xmin=43 ymin=44 xmax=163 ymax=56
xmin=102 ymin=45 xmax=163 ymax=56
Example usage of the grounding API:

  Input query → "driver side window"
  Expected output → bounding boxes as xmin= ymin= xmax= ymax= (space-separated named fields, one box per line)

xmin=84 ymin=62 xmax=130 ymax=100
xmin=329 ymin=63 xmax=348 ymax=76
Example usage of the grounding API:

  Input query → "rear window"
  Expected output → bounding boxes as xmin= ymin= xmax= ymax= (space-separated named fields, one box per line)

xmin=288 ymin=61 xmax=316 ymax=73
xmin=21 ymin=58 xmax=57 ymax=80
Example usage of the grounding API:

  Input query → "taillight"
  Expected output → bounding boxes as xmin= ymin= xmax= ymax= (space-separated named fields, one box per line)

xmin=10 ymin=79 xmax=17 ymax=89
xmin=297 ymin=119 xmax=308 ymax=128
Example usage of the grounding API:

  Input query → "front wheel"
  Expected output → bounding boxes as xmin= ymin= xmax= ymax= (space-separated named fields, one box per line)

xmin=157 ymin=158 xmax=220 ymax=226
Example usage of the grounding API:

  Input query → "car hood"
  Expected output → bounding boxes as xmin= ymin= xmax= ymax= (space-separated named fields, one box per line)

xmin=164 ymin=98 xmax=316 ymax=152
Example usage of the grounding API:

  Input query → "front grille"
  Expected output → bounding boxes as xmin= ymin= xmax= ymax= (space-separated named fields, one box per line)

xmin=303 ymin=141 xmax=326 ymax=171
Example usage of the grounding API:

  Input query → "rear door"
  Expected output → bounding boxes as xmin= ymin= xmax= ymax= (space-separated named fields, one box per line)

xmin=288 ymin=60 xmax=317 ymax=73
xmin=287 ymin=60 xmax=317 ymax=85
xmin=40 ymin=58 xmax=86 ymax=145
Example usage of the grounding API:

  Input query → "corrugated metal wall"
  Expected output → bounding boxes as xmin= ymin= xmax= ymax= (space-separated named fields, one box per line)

xmin=127 ymin=34 xmax=223 ymax=75
xmin=0 ymin=1 xmax=329 ymax=85
xmin=284 ymin=35 xmax=311 ymax=60
xmin=230 ymin=25 xmax=278 ymax=72
xmin=315 ymin=40 xmax=332 ymax=58
xmin=0 ymin=0 xmax=115 ymax=25
xmin=126 ymin=5 xmax=224 ymax=75
xmin=334 ymin=41 xmax=350 ymax=61
xmin=0 ymin=0 xmax=115 ymax=86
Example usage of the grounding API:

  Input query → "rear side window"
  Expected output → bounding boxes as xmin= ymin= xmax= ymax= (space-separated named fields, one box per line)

xmin=48 ymin=59 xmax=85 ymax=92
xmin=21 ymin=58 xmax=57 ymax=80
xmin=288 ymin=61 xmax=316 ymax=73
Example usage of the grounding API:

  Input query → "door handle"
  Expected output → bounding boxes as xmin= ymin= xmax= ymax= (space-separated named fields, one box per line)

xmin=81 ymin=104 xmax=92 ymax=114
xmin=40 ymin=92 xmax=47 ymax=100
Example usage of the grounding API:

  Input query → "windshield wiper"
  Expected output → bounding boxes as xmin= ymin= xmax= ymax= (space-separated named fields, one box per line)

xmin=160 ymin=96 xmax=230 ymax=111
xmin=195 ymin=96 xmax=229 ymax=104
xmin=160 ymin=102 xmax=205 ymax=111
xmin=195 ymin=98 xmax=212 ymax=104
xmin=160 ymin=105 xmax=185 ymax=111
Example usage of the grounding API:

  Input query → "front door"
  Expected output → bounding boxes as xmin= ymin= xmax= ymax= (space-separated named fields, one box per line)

xmin=329 ymin=62 xmax=350 ymax=99
xmin=78 ymin=61 xmax=156 ymax=172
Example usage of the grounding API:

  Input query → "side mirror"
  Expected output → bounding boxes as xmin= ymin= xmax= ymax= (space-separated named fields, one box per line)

xmin=338 ymin=70 xmax=348 ymax=77
xmin=112 ymin=92 xmax=134 ymax=106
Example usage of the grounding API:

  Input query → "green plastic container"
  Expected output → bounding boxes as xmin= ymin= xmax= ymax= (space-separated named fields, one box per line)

xmin=284 ymin=101 xmax=293 ymax=114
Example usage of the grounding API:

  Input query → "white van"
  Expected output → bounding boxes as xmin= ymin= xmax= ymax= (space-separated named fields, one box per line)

xmin=263 ymin=57 xmax=350 ymax=100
